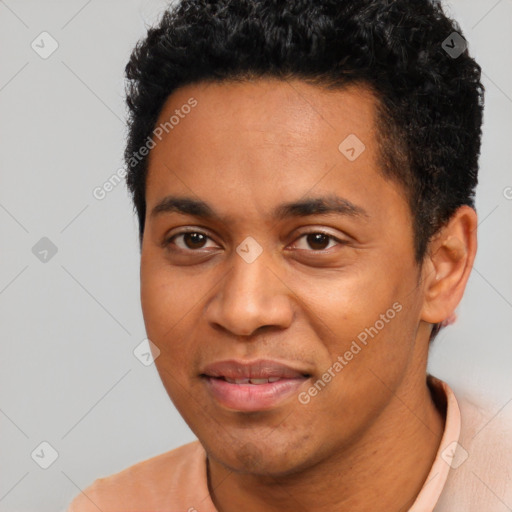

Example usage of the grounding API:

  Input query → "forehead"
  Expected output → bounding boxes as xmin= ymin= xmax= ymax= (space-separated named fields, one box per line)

xmin=144 ymin=78 xmax=407 ymax=225
xmin=150 ymin=78 xmax=378 ymax=156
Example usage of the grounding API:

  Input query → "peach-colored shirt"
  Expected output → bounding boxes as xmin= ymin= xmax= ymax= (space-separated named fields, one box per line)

xmin=68 ymin=376 xmax=512 ymax=511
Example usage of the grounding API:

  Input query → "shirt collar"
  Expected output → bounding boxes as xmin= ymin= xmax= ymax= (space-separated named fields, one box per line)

xmin=407 ymin=375 xmax=462 ymax=511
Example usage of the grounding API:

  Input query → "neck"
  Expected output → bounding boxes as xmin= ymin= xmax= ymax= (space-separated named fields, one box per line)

xmin=207 ymin=374 xmax=445 ymax=512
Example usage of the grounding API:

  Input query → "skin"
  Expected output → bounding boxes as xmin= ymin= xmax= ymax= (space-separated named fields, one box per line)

xmin=140 ymin=78 xmax=477 ymax=511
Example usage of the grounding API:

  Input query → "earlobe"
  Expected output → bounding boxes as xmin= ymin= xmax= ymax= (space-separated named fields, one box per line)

xmin=421 ymin=206 xmax=477 ymax=325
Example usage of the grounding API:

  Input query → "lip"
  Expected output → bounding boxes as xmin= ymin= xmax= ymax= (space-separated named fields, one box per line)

xmin=200 ymin=359 xmax=311 ymax=412
xmin=201 ymin=358 xmax=310 ymax=379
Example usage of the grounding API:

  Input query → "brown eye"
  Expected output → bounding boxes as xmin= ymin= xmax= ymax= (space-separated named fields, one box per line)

xmin=293 ymin=231 xmax=344 ymax=251
xmin=305 ymin=233 xmax=331 ymax=250
xmin=181 ymin=232 xmax=207 ymax=249
xmin=165 ymin=231 xmax=217 ymax=251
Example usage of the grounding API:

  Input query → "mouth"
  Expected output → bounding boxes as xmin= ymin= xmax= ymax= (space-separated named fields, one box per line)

xmin=200 ymin=359 xmax=311 ymax=412
xmin=216 ymin=376 xmax=287 ymax=384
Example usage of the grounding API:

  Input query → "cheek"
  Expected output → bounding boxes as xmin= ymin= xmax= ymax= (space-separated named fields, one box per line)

xmin=302 ymin=265 xmax=414 ymax=380
xmin=140 ymin=261 xmax=199 ymax=376
xmin=141 ymin=256 xmax=197 ymax=333
xmin=293 ymin=267 xmax=388 ymax=340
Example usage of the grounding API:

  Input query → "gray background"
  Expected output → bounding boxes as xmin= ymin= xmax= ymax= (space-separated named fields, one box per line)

xmin=0 ymin=1 xmax=511 ymax=510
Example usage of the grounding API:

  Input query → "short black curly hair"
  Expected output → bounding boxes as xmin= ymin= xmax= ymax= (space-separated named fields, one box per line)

xmin=123 ymin=0 xmax=484 ymax=340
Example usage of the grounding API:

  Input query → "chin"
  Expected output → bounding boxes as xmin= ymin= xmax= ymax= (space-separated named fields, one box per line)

xmin=203 ymin=432 xmax=320 ymax=478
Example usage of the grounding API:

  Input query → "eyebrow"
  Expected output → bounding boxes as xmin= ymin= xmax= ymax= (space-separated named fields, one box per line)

xmin=150 ymin=194 xmax=369 ymax=222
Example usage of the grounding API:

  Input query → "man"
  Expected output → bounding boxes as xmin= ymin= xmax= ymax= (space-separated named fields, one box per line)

xmin=68 ymin=0 xmax=512 ymax=510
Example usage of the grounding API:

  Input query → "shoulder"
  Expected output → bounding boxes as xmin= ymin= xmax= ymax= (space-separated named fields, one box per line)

xmin=456 ymin=385 xmax=512 ymax=469
xmin=67 ymin=440 xmax=210 ymax=512
xmin=436 ymin=382 xmax=512 ymax=511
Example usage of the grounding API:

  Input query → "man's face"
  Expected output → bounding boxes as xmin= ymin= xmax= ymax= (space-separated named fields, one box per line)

xmin=141 ymin=78 xmax=428 ymax=475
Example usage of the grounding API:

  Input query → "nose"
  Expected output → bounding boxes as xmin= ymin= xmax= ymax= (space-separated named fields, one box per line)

xmin=205 ymin=249 xmax=294 ymax=337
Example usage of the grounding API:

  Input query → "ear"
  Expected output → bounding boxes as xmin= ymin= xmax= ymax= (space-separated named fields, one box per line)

xmin=420 ymin=205 xmax=478 ymax=325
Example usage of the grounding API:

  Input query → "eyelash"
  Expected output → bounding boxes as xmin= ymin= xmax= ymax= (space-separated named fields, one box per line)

xmin=164 ymin=229 xmax=346 ymax=253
